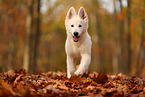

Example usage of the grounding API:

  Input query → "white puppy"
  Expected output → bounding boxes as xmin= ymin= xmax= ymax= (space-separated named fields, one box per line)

xmin=65 ymin=7 xmax=92 ymax=78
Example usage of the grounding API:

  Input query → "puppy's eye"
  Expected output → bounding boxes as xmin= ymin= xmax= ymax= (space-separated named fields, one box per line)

xmin=79 ymin=25 xmax=82 ymax=27
xmin=71 ymin=25 xmax=74 ymax=27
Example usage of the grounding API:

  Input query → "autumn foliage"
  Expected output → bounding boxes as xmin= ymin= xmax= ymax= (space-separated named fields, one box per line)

xmin=0 ymin=69 xmax=145 ymax=96
xmin=0 ymin=1 xmax=145 ymax=96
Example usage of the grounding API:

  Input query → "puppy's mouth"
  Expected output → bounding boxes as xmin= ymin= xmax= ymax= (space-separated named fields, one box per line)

xmin=73 ymin=36 xmax=80 ymax=42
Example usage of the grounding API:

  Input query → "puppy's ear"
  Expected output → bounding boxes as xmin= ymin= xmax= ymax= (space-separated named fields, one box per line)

xmin=78 ymin=7 xmax=88 ymax=20
xmin=66 ymin=7 xmax=76 ymax=19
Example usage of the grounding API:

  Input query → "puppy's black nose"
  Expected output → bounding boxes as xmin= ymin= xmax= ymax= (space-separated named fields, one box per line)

xmin=74 ymin=32 xmax=78 ymax=36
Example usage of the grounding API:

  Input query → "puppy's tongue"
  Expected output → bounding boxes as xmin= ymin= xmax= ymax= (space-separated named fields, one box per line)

xmin=73 ymin=36 xmax=79 ymax=42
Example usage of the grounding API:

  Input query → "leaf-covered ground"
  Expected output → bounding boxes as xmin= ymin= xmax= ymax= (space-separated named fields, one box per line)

xmin=0 ymin=69 xmax=145 ymax=97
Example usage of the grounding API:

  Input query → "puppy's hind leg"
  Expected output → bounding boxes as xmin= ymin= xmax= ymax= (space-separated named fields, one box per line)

xmin=67 ymin=55 xmax=76 ymax=78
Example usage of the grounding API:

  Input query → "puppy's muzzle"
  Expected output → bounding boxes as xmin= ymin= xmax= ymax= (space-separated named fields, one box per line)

xmin=74 ymin=32 xmax=78 ymax=36
xmin=73 ymin=32 xmax=80 ymax=42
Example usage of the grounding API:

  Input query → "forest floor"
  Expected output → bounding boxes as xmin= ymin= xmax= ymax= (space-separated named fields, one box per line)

xmin=0 ymin=69 xmax=145 ymax=97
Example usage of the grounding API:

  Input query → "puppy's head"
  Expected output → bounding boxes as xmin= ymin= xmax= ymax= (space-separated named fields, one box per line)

xmin=65 ymin=7 xmax=88 ymax=42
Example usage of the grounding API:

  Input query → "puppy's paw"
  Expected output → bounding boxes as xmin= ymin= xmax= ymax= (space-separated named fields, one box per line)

xmin=67 ymin=75 xmax=71 ymax=78
xmin=74 ymin=69 xmax=84 ymax=76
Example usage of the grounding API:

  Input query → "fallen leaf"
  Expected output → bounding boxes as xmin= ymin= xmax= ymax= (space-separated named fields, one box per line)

xmin=0 ymin=69 xmax=144 ymax=96
xmin=76 ymin=64 xmax=80 ymax=70
xmin=0 ymin=79 xmax=22 ymax=96
xmin=93 ymin=71 xmax=108 ymax=84
xmin=7 ymin=70 xmax=15 ymax=77
xmin=69 ymin=74 xmax=85 ymax=83
xmin=13 ymin=74 xmax=23 ymax=86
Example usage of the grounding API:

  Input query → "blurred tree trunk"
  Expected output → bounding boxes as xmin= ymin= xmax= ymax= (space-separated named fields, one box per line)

xmin=118 ymin=0 xmax=127 ymax=73
xmin=136 ymin=19 xmax=145 ymax=74
xmin=143 ymin=19 xmax=145 ymax=66
xmin=8 ymin=41 xmax=13 ymax=70
xmin=89 ymin=0 xmax=100 ymax=71
xmin=112 ymin=0 xmax=119 ymax=74
xmin=28 ymin=0 xmax=41 ymax=73
xmin=96 ymin=11 xmax=104 ymax=71
xmin=127 ymin=0 xmax=132 ymax=73
xmin=23 ymin=0 xmax=34 ymax=72
xmin=33 ymin=0 xmax=41 ymax=73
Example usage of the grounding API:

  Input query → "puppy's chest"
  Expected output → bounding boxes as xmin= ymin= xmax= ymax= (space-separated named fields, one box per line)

xmin=71 ymin=45 xmax=80 ymax=54
xmin=69 ymin=44 xmax=82 ymax=57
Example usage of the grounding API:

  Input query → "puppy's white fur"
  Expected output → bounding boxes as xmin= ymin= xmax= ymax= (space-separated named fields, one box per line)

xmin=65 ymin=7 xmax=92 ymax=78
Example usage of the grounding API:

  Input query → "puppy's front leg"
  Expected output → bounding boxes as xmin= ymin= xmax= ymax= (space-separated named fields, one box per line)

xmin=67 ymin=55 xmax=76 ymax=78
xmin=74 ymin=54 xmax=91 ymax=75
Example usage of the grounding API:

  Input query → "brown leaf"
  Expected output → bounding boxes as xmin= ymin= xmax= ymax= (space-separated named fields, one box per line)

xmin=15 ymin=68 xmax=26 ymax=74
xmin=101 ymin=88 xmax=117 ymax=96
xmin=93 ymin=71 xmax=108 ymax=84
xmin=85 ymin=85 xmax=96 ymax=90
xmin=17 ymin=83 xmax=30 ymax=95
xmin=45 ymin=85 xmax=60 ymax=93
xmin=0 ymin=79 xmax=22 ymax=96
xmin=0 ymin=69 xmax=145 ymax=96
xmin=76 ymin=64 xmax=80 ymax=70
xmin=57 ymin=84 xmax=69 ymax=90
xmin=69 ymin=74 xmax=85 ymax=83
xmin=7 ymin=70 xmax=15 ymax=77
xmin=13 ymin=74 xmax=23 ymax=86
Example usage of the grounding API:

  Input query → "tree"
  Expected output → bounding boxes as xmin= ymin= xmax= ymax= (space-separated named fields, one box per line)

xmin=23 ymin=0 xmax=41 ymax=73
xmin=136 ymin=19 xmax=145 ymax=75
xmin=127 ymin=0 xmax=132 ymax=73
xmin=33 ymin=0 xmax=41 ymax=73
xmin=118 ymin=0 xmax=127 ymax=73
xmin=23 ymin=0 xmax=34 ymax=72
xmin=112 ymin=0 xmax=119 ymax=74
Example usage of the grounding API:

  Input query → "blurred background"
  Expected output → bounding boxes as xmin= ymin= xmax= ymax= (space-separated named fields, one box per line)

xmin=0 ymin=0 xmax=144 ymax=75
